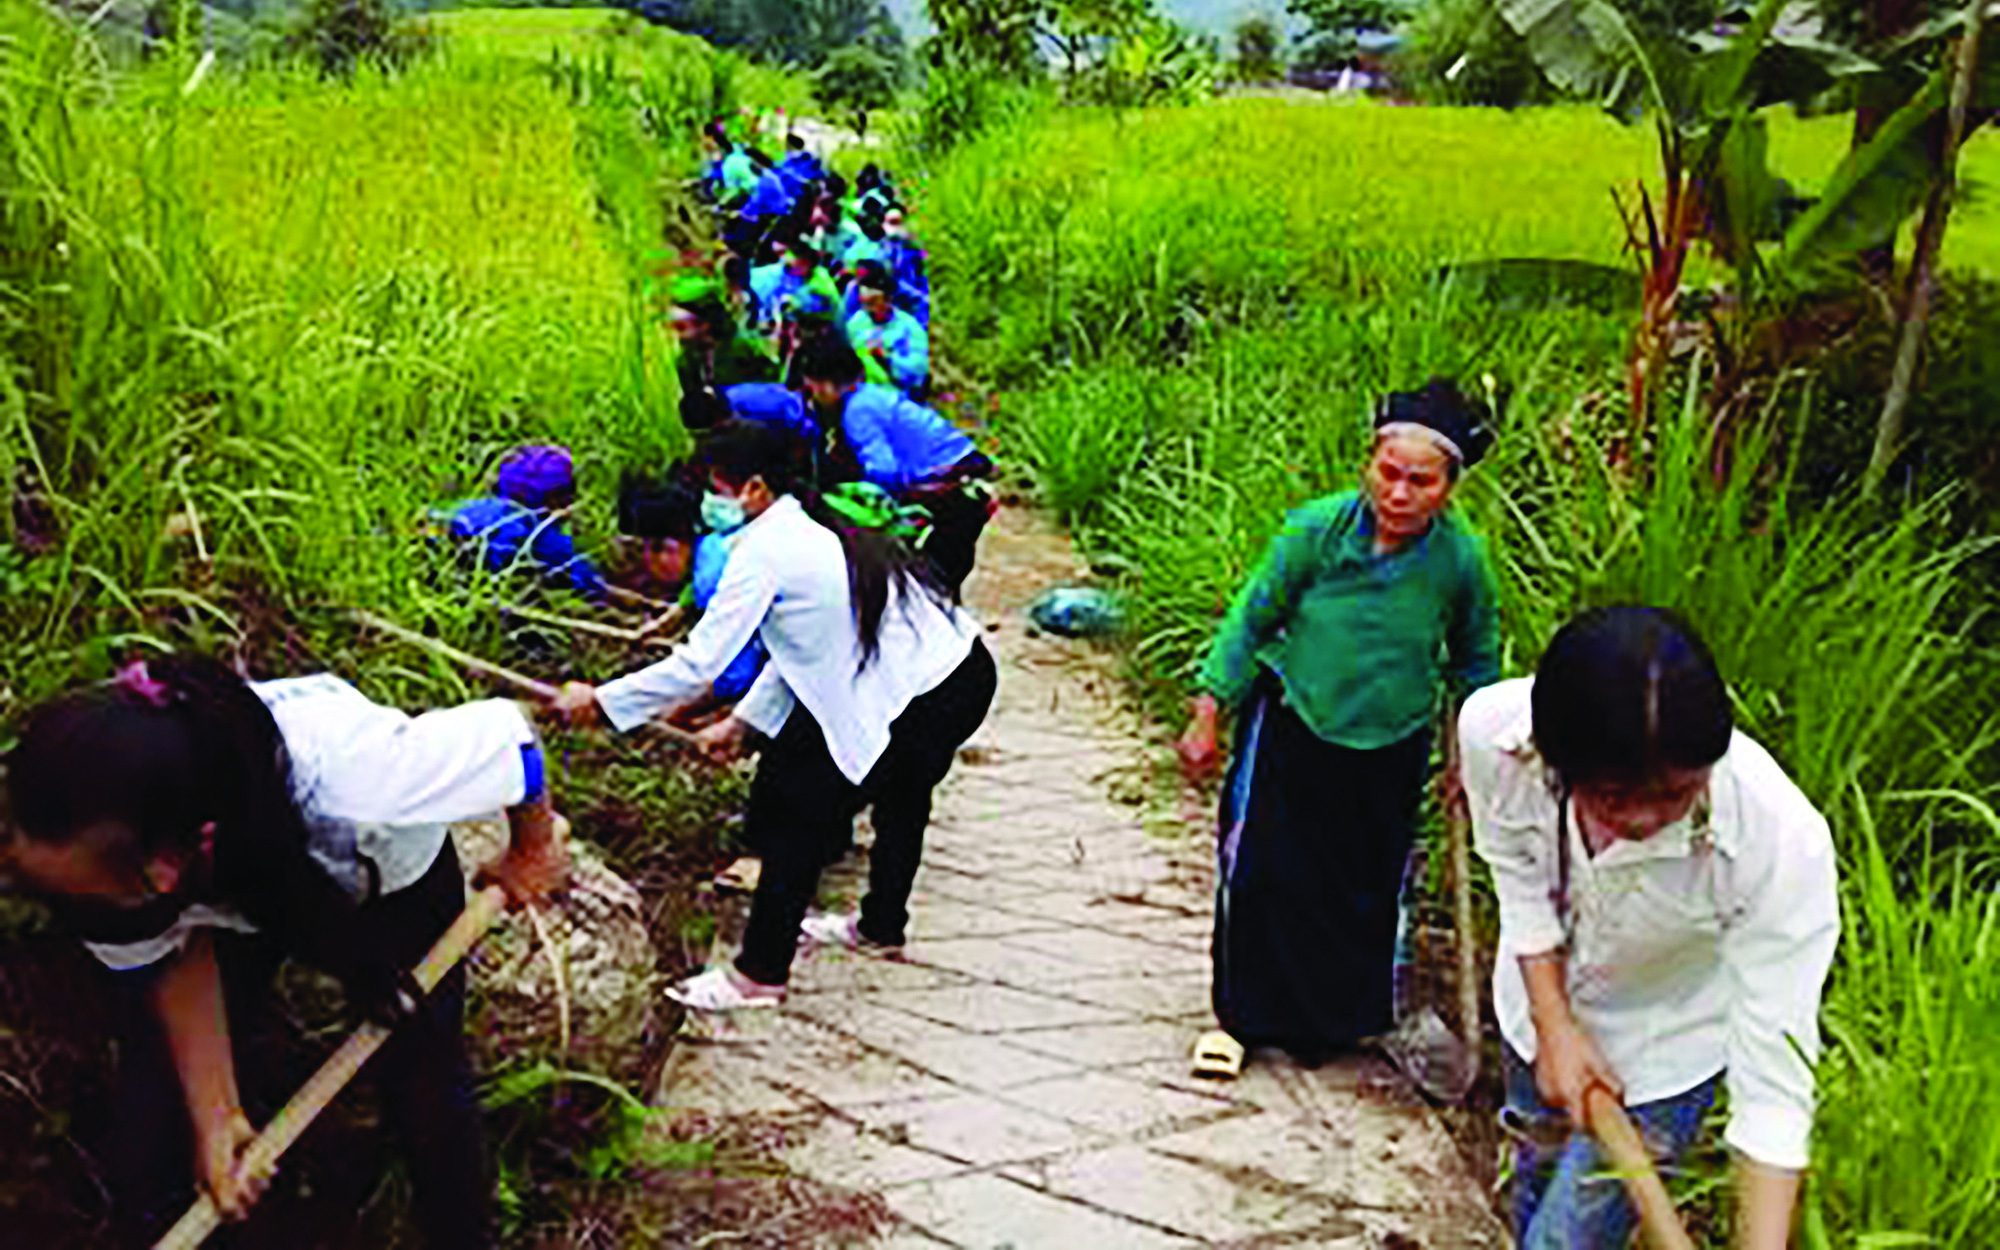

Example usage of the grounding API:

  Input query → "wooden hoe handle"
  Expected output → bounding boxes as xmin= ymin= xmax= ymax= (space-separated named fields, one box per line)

xmin=351 ymin=610 xmax=704 ymax=751
xmin=152 ymin=885 xmax=511 ymax=1250
xmin=1583 ymin=1083 xmax=1698 ymax=1250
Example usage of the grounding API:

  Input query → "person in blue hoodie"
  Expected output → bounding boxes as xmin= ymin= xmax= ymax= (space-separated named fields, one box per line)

xmin=880 ymin=207 xmax=932 ymax=326
xmin=748 ymin=238 xmax=827 ymax=331
xmin=737 ymin=153 xmax=798 ymax=228
xmin=796 ymin=338 xmax=993 ymax=598
xmin=845 ymin=260 xmax=929 ymax=396
xmin=775 ymin=134 xmax=825 ymax=198
xmin=440 ymin=444 xmax=607 ymax=602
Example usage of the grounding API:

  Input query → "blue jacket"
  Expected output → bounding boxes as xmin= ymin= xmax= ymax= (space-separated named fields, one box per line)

xmin=692 ymin=533 xmax=766 ymax=702
xmin=835 ymin=385 xmax=974 ymax=493
xmin=846 ymin=308 xmax=930 ymax=395
xmin=777 ymin=150 xmax=824 ymax=193
xmin=739 ymin=168 xmax=795 ymax=222
xmin=443 ymin=497 xmax=605 ymax=601
xmin=724 ymin=382 xmax=818 ymax=440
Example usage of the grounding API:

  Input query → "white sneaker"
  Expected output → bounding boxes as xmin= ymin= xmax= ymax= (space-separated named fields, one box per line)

xmin=665 ymin=966 xmax=785 ymax=1011
xmin=798 ymin=911 xmax=862 ymax=950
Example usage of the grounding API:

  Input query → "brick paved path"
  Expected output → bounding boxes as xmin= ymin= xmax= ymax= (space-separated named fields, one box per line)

xmin=659 ymin=505 xmax=1507 ymax=1248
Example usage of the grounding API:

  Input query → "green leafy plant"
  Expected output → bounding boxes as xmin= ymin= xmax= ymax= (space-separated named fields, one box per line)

xmin=483 ymin=1061 xmax=714 ymax=1234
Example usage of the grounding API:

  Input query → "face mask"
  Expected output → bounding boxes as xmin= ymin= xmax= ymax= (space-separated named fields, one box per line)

xmin=701 ymin=491 xmax=749 ymax=535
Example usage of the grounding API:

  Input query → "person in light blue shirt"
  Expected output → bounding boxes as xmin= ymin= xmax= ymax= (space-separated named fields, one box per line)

xmin=845 ymin=261 xmax=929 ymax=396
xmin=797 ymin=338 xmax=992 ymax=597
xmin=748 ymin=239 xmax=826 ymax=329
xmin=717 ymin=146 xmax=760 ymax=204
xmin=616 ymin=470 xmax=765 ymax=703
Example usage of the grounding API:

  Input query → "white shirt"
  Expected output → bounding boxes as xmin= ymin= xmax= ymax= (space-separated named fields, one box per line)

xmin=595 ymin=495 xmax=978 ymax=783
xmin=85 ymin=675 xmax=534 ymax=970
xmin=1459 ymin=678 xmax=1840 ymax=1170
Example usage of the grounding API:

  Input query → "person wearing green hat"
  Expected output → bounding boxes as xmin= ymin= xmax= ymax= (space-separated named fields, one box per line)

xmin=845 ymin=260 xmax=928 ymax=396
xmin=671 ymin=274 xmax=776 ymax=432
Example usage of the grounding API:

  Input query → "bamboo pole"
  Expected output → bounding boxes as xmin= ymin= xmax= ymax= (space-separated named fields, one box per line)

xmin=1583 ymin=1083 xmax=1699 ymax=1250
xmin=351 ymin=610 xmax=705 ymax=751
xmin=153 ymin=885 xmax=511 ymax=1250
xmin=503 ymin=601 xmax=684 ymax=645
xmin=353 ymin=610 xmax=559 ymax=700
xmin=1445 ymin=802 xmax=1482 ymax=1088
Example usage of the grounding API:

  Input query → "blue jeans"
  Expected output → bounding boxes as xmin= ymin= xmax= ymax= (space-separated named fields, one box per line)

xmin=1502 ymin=1045 xmax=1719 ymax=1248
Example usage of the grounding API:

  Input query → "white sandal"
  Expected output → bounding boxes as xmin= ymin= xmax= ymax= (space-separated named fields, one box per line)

xmin=666 ymin=966 xmax=785 ymax=1011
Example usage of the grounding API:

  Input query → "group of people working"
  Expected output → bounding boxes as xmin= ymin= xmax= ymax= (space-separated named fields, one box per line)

xmin=682 ymin=118 xmax=933 ymax=436
xmin=0 ymin=115 xmax=1843 ymax=1250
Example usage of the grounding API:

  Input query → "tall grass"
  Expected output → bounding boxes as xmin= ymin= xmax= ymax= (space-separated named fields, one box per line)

xmin=931 ymin=93 xmax=2000 ymax=1243
xmin=0 ymin=3 xmax=786 ymax=713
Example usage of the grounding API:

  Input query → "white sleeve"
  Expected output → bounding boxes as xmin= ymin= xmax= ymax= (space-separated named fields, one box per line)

xmin=1461 ymin=698 xmax=1568 ymax=960
xmin=733 ymin=663 xmax=797 ymax=738
xmin=596 ymin=550 xmax=778 ymax=733
xmin=1720 ymin=804 xmax=1841 ymax=1170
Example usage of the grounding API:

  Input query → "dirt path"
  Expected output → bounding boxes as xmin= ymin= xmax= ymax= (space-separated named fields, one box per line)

xmin=657 ymin=504 xmax=1507 ymax=1248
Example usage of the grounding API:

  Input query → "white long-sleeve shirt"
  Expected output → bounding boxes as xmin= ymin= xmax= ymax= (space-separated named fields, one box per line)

xmin=595 ymin=494 xmax=978 ymax=783
xmin=1459 ymin=678 xmax=1841 ymax=1171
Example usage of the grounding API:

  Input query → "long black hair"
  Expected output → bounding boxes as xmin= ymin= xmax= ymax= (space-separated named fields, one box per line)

xmin=699 ymin=421 xmax=946 ymax=670
xmin=1532 ymin=605 xmax=1733 ymax=788
xmin=10 ymin=656 xmax=407 ymax=1011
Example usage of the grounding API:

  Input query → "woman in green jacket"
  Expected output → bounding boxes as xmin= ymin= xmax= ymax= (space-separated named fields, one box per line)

xmin=1180 ymin=378 xmax=1501 ymax=1076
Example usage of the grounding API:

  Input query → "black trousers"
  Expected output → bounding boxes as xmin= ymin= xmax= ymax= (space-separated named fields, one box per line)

xmin=916 ymin=484 xmax=990 ymax=601
xmin=105 ymin=839 xmax=493 ymax=1250
xmin=735 ymin=641 xmax=997 ymax=986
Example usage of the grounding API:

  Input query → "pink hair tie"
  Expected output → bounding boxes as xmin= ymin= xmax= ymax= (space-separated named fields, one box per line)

xmin=112 ymin=659 xmax=171 ymax=707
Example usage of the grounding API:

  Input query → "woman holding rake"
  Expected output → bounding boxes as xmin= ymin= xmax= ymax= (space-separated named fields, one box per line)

xmin=552 ymin=420 xmax=994 ymax=1010
xmin=1462 ymin=607 xmax=1840 ymax=1248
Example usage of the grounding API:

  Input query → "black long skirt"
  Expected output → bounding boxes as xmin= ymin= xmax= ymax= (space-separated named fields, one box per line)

xmin=1212 ymin=676 xmax=1431 ymax=1055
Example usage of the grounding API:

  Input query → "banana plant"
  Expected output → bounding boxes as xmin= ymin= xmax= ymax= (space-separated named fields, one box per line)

xmin=1494 ymin=0 xmax=1998 ymax=451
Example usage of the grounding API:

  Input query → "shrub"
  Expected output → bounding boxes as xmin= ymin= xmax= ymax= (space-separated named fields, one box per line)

xmin=285 ymin=0 xmax=435 ymax=77
xmin=1394 ymin=0 xmax=1550 ymax=106
xmin=1231 ymin=13 xmax=1284 ymax=84
xmin=814 ymin=41 xmax=900 ymax=137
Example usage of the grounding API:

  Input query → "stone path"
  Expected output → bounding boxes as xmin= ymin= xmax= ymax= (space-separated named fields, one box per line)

xmin=658 ymin=505 xmax=1507 ymax=1248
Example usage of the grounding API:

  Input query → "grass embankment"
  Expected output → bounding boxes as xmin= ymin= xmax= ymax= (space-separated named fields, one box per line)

xmin=925 ymin=96 xmax=2000 ymax=1243
xmin=1 ymin=5 xmax=810 ymax=1243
